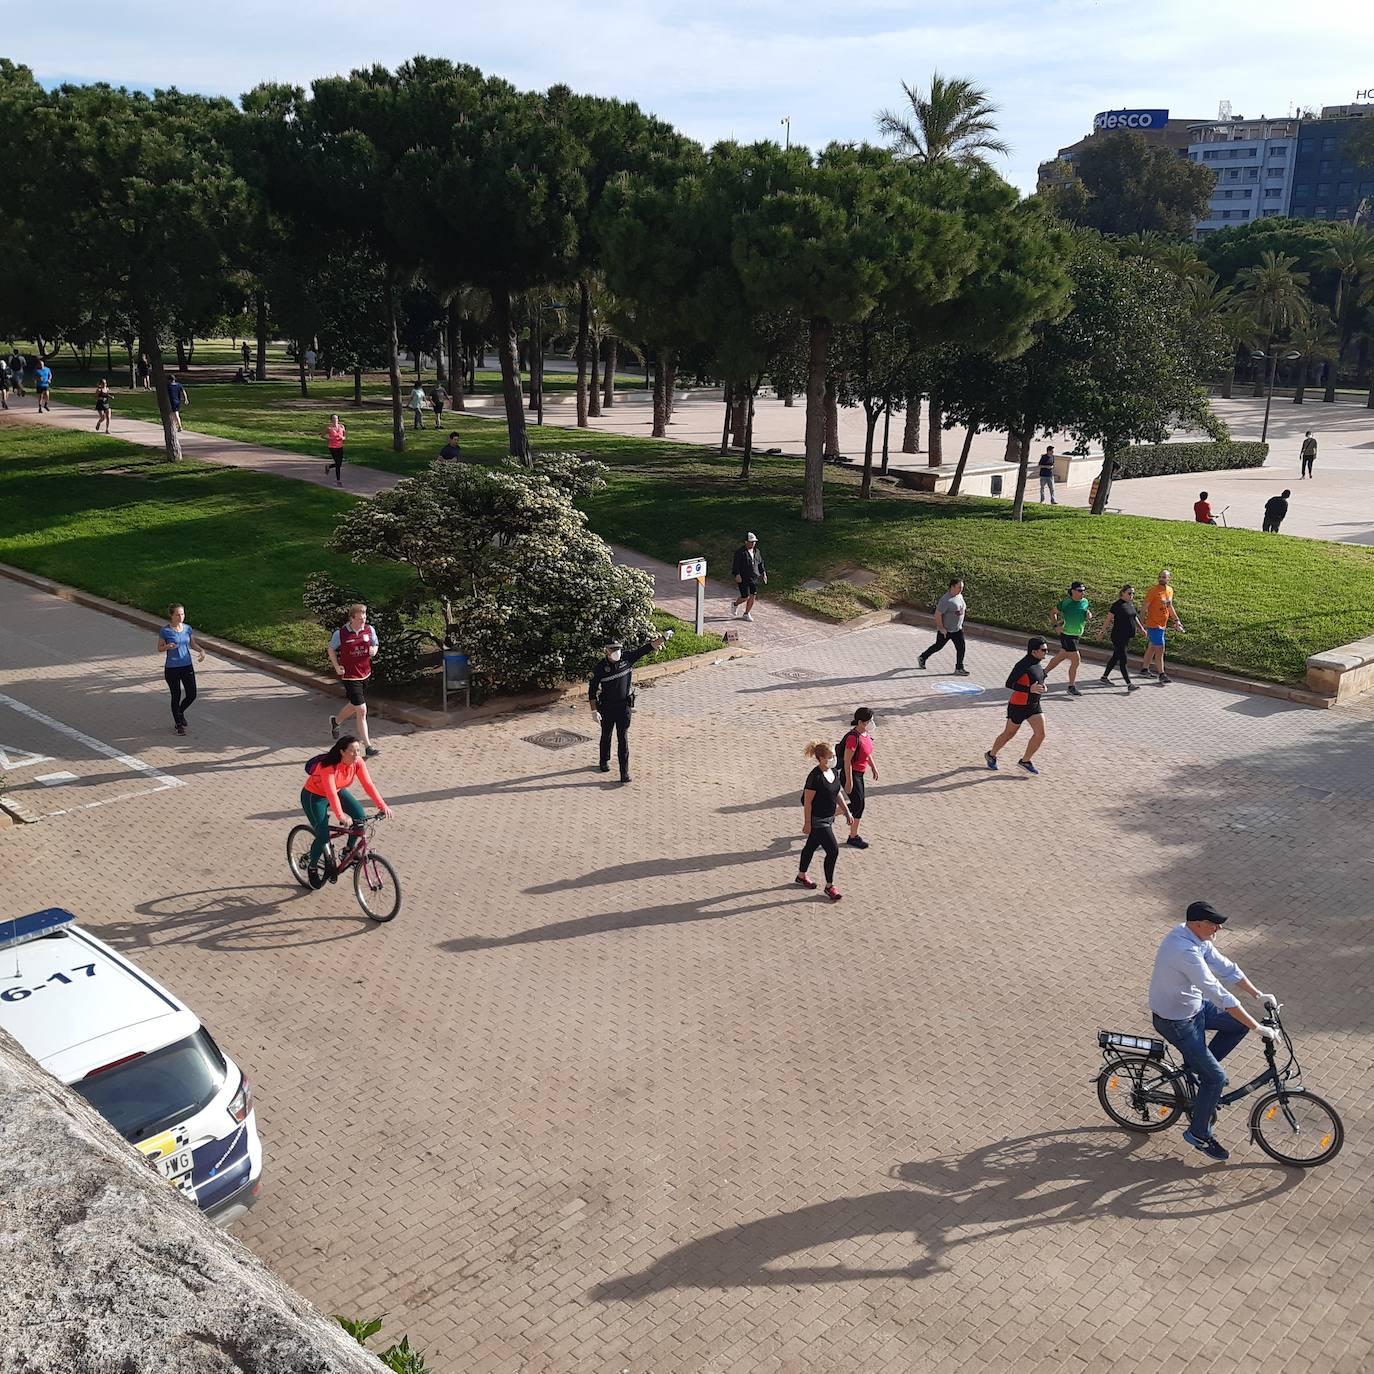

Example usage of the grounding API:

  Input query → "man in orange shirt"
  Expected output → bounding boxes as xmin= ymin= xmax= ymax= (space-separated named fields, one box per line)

xmin=1141 ymin=569 xmax=1184 ymax=684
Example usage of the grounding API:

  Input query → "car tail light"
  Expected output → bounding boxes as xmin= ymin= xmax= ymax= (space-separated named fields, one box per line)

xmin=83 ymin=1052 xmax=145 ymax=1078
xmin=229 ymin=1074 xmax=253 ymax=1123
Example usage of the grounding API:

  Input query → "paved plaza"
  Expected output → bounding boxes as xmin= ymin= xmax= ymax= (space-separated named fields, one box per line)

xmin=3 ymin=574 xmax=1374 ymax=1372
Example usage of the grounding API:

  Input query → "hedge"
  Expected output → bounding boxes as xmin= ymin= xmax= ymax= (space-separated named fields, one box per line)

xmin=1113 ymin=440 xmax=1269 ymax=480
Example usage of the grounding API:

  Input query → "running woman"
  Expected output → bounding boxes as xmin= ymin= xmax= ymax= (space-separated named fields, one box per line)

xmin=1046 ymin=581 xmax=1092 ymax=696
xmin=324 ymin=414 xmax=346 ymax=485
xmin=917 ymin=577 xmax=969 ymax=674
xmin=34 ymin=358 xmax=52 ymax=411
xmin=1099 ymin=585 xmax=1142 ymax=692
xmin=157 ymin=603 xmax=206 ymax=736
xmin=94 ymin=378 xmax=112 ymax=432
xmin=986 ymin=637 xmax=1049 ymax=775
xmin=0 ymin=356 xmax=9 ymax=410
xmin=1141 ymin=569 xmax=1184 ymax=684
xmin=328 ymin=603 xmax=380 ymax=757
xmin=840 ymin=707 xmax=878 ymax=849
xmin=796 ymin=739 xmax=854 ymax=902
xmin=300 ymin=736 xmax=392 ymax=886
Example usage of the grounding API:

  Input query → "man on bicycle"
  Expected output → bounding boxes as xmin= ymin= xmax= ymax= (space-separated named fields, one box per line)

xmin=1148 ymin=900 xmax=1280 ymax=1161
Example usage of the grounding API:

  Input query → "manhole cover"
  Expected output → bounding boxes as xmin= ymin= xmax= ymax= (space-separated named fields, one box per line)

xmin=523 ymin=729 xmax=591 ymax=751
xmin=770 ymin=668 xmax=820 ymax=682
xmin=1292 ymin=784 xmax=1333 ymax=802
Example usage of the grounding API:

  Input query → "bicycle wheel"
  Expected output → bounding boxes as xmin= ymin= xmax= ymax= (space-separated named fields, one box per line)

xmin=1250 ymin=1090 xmax=1344 ymax=1167
xmin=1097 ymin=1056 xmax=1186 ymax=1133
xmin=353 ymin=852 xmax=401 ymax=923
xmin=286 ymin=825 xmax=316 ymax=888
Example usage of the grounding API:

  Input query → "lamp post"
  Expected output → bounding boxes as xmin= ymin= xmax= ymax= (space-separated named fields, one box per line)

xmin=534 ymin=302 xmax=564 ymax=427
xmin=1252 ymin=345 xmax=1302 ymax=444
xmin=780 ymin=115 xmax=790 ymax=150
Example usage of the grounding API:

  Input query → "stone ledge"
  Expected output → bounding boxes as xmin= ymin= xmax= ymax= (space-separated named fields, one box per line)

xmin=0 ymin=1028 xmax=386 ymax=1373
xmin=1306 ymin=634 xmax=1374 ymax=704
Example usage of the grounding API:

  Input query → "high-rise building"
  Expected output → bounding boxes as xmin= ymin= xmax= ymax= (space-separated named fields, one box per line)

xmin=1287 ymin=103 xmax=1374 ymax=225
xmin=1036 ymin=109 xmax=1204 ymax=195
xmin=1185 ymin=116 xmax=1300 ymax=238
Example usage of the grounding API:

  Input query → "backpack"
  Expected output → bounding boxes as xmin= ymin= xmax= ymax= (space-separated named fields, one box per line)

xmin=304 ymin=753 xmax=326 ymax=776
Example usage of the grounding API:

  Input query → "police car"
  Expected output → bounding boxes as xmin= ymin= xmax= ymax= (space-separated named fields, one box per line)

xmin=0 ymin=908 xmax=263 ymax=1226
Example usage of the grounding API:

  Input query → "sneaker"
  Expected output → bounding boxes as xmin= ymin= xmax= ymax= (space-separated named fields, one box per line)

xmin=1067 ymin=684 xmax=1082 ymax=697
xmin=984 ymin=751 xmax=999 ymax=771
xmin=174 ymin=723 xmax=187 ymax=736
xmin=620 ymin=774 xmax=632 ymax=784
xmin=1182 ymin=1128 xmax=1229 ymax=1161
xmin=307 ymin=861 xmax=326 ymax=890
xmin=730 ymin=603 xmax=741 ymax=618
xmin=916 ymin=657 xmax=928 ymax=670
xmin=846 ymin=836 xmax=869 ymax=849
xmin=1099 ymin=674 xmax=1113 ymax=685
xmin=954 ymin=666 xmax=970 ymax=676
xmin=795 ymin=874 xmax=817 ymax=890
xmin=364 ymin=746 xmax=381 ymax=758
xmin=1016 ymin=759 xmax=1040 ymax=776
xmin=824 ymin=885 xmax=842 ymax=903
xmin=1143 ymin=665 xmax=1157 ymax=677
xmin=1126 ymin=682 xmax=1138 ymax=693
xmin=597 ymin=763 xmax=611 ymax=773
xmin=1158 ymin=673 xmax=1172 ymax=685
xmin=742 ymin=612 xmax=754 ymax=622
xmin=329 ymin=715 xmax=340 ymax=740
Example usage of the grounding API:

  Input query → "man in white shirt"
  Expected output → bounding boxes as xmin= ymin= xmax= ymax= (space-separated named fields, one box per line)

xmin=1148 ymin=900 xmax=1279 ymax=1161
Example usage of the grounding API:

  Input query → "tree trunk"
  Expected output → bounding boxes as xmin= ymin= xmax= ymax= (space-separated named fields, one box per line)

xmin=782 ymin=389 xmax=794 ymax=407
xmin=824 ymin=375 xmax=840 ymax=456
xmin=664 ymin=352 xmax=677 ymax=421
xmin=353 ymin=366 xmax=363 ymax=407
xmin=860 ymin=404 xmax=879 ymax=499
xmin=730 ymin=387 xmax=748 ymax=447
xmin=1293 ymin=364 xmax=1307 ymax=404
xmin=123 ymin=336 xmax=135 ymax=390
xmin=174 ymin=338 xmax=189 ymax=373
xmin=186 ymin=338 xmax=196 ymax=365
xmin=1091 ymin=450 xmax=1119 ymax=515
xmin=139 ymin=315 xmax=182 ymax=462
xmin=880 ymin=402 xmax=892 ymax=475
xmin=1220 ymin=371 xmax=1234 ymax=399
xmin=254 ymin=291 xmax=269 ymax=381
xmin=1367 ymin=378 xmax=1374 ymax=409
xmin=297 ymin=341 xmax=308 ymax=398
xmin=104 ymin=335 xmax=112 ymax=373
xmin=576 ymin=278 xmax=591 ymax=428
xmin=902 ymin=390 xmax=921 ymax=453
xmin=926 ymin=388 xmax=943 ymax=468
xmin=384 ymin=271 xmax=406 ymax=454
xmin=720 ymin=384 xmax=733 ymax=456
xmin=1004 ymin=431 xmax=1020 ymax=462
xmin=446 ymin=299 xmax=464 ymax=411
xmin=1010 ymin=432 xmax=1032 ymax=522
xmin=947 ymin=424 xmax=978 ymax=497
xmin=803 ymin=317 xmax=832 ymax=523
xmin=589 ymin=331 xmax=601 ymax=418
xmin=603 ymin=338 xmax=617 ymax=409
xmin=490 ymin=285 xmax=529 ymax=460
xmin=741 ymin=384 xmax=756 ymax=479
xmin=652 ymin=349 xmax=669 ymax=437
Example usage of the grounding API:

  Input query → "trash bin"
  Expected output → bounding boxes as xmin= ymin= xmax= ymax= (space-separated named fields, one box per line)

xmin=990 ymin=474 xmax=1003 ymax=497
xmin=442 ymin=651 xmax=470 ymax=710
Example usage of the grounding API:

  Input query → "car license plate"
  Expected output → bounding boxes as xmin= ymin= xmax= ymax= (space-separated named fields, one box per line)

xmin=155 ymin=1147 xmax=195 ymax=1184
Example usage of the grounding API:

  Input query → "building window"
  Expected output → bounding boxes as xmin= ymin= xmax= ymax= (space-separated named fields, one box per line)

xmin=1265 ymin=188 xmax=1282 ymax=198
xmin=1241 ymin=189 xmax=1253 ymax=198
xmin=1269 ymin=144 xmax=1287 ymax=155
xmin=1227 ymin=169 xmax=1239 ymax=180
xmin=1300 ymin=139 xmax=1314 ymax=152
xmin=1338 ymin=182 xmax=1353 ymax=195
xmin=1293 ymin=184 xmax=1311 ymax=198
xmin=1317 ymin=184 xmax=1331 ymax=197
xmin=1320 ymin=160 xmax=1332 ymax=173
xmin=1240 ymin=210 xmax=1251 ymax=219
xmin=1245 ymin=169 xmax=1259 ymax=180
xmin=1267 ymin=167 xmax=1284 ymax=177
xmin=1322 ymin=137 xmax=1336 ymax=150
xmin=1315 ymin=207 xmax=1329 ymax=218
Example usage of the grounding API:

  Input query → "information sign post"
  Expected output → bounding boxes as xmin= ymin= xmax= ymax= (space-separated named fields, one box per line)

xmin=678 ymin=557 xmax=707 ymax=636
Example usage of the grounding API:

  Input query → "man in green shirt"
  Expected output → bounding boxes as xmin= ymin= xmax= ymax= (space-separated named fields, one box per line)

xmin=1046 ymin=581 xmax=1092 ymax=696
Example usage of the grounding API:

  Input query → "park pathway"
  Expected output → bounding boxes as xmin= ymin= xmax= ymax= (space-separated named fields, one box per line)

xmin=17 ymin=400 xmax=845 ymax=654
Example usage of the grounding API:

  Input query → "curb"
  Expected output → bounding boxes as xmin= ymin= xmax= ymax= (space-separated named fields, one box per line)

xmin=890 ymin=610 xmax=1333 ymax=710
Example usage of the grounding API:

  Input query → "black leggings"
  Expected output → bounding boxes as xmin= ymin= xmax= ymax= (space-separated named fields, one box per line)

xmin=165 ymin=666 xmax=197 ymax=726
xmin=1104 ymin=641 xmax=1133 ymax=683
xmin=800 ymin=821 xmax=839 ymax=884
xmin=328 ymin=447 xmax=344 ymax=480
xmin=922 ymin=629 xmax=965 ymax=667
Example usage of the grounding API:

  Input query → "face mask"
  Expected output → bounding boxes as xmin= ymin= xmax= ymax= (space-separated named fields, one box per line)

xmin=609 ymin=650 xmax=622 ymax=663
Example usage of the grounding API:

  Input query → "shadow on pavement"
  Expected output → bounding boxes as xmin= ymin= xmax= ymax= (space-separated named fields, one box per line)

xmin=88 ymin=883 xmax=373 ymax=951
xmin=524 ymin=835 xmax=797 ymax=893
xmin=592 ymin=1127 xmax=1301 ymax=1299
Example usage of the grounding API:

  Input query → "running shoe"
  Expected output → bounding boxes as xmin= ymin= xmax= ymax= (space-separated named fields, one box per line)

xmin=916 ymin=657 xmax=928 ymax=670
xmin=364 ymin=746 xmax=381 ymax=758
xmin=307 ymin=861 xmax=327 ymax=891
xmin=824 ymin=885 xmax=843 ymax=902
xmin=1126 ymin=682 xmax=1138 ymax=693
xmin=742 ymin=613 xmax=754 ymax=622
xmin=175 ymin=723 xmax=187 ymax=736
xmin=984 ymin=751 xmax=999 ymax=771
xmin=795 ymin=874 xmax=817 ymax=889
xmin=954 ymin=666 xmax=971 ymax=676
xmin=1159 ymin=673 xmax=1172 ymax=685
xmin=1067 ymin=684 xmax=1082 ymax=697
xmin=1099 ymin=674 xmax=1114 ymax=684
xmin=846 ymin=836 xmax=869 ymax=849
xmin=329 ymin=715 xmax=340 ymax=740
xmin=1016 ymin=759 xmax=1040 ymax=776
xmin=1182 ymin=1128 xmax=1229 ymax=1161
xmin=1143 ymin=665 xmax=1158 ymax=677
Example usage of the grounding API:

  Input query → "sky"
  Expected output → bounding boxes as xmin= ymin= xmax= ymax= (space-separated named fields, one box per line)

xmin=14 ymin=0 xmax=1374 ymax=192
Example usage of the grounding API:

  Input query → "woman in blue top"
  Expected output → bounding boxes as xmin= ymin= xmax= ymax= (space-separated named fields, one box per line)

xmin=156 ymin=603 xmax=206 ymax=735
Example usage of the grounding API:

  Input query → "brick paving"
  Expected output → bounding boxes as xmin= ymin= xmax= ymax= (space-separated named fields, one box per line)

xmin=4 ymin=575 xmax=1374 ymax=1371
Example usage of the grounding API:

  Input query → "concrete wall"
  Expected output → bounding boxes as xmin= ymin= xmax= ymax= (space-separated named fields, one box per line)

xmin=0 ymin=1028 xmax=386 ymax=1374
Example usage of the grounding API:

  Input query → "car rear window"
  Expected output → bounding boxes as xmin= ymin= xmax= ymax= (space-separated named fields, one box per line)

xmin=73 ymin=1029 xmax=227 ymax=1142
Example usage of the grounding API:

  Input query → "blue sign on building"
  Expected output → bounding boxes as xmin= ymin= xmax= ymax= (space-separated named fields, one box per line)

xmin=1093 ymin=109 xmax=1169 ymax=132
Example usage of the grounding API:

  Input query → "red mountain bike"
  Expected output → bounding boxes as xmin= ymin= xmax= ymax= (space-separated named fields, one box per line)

xmin=287 ymin=814 xmax=401 ymax=923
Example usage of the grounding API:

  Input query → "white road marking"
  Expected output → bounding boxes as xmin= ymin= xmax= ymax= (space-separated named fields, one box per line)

xmin=0 ymin=693 xmax=184 ymax=817
xmin=0 ymin=745 xmax=53 ymax=769
xmin=34 ymin=771 xmax=79 ymax=785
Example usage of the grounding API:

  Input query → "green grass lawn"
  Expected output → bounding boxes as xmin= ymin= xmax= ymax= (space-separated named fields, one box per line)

xmin=29 ymin=379 xmax=1374 ymax=684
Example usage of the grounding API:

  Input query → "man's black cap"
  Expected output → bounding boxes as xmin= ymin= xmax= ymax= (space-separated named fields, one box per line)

xmin=1186 ymin=900 xmax=1227 ymax=926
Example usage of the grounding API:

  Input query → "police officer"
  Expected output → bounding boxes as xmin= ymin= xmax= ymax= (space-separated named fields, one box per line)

xmin=589 ymin=635 xmax=665 ymax=784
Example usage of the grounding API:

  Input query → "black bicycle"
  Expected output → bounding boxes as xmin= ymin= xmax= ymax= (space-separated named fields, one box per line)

xmin=1095 ymin=1006 xmax=1343 ymax=1167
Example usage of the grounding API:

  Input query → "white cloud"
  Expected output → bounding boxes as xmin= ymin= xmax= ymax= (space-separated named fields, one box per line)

xmin=18 ymin=0 xmax=1374 ymax=191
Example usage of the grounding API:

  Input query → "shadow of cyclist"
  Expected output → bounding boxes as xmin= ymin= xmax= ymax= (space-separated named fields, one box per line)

xmin=591 ymin=1127 xmax=1301 ymax=1298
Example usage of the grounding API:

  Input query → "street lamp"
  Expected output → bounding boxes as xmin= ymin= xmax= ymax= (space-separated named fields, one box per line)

xmin=1251 ymin=345 xmax=1302 ymax=444
xmin=780 ymin=115 xmax=790 ymax=150
xmin=533 ymin=302 xmax=564 ymax=427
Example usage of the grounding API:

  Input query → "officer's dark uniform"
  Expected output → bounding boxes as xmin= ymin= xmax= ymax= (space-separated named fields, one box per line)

xmin=589 ymin=641 xmax=655 ymax=782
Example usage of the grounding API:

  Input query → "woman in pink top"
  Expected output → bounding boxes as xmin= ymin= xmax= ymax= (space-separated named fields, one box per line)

xmin=325 ymin=414 xmax=346 ymax=486
xmin=841 ymin=706 xmax=878 ymax=849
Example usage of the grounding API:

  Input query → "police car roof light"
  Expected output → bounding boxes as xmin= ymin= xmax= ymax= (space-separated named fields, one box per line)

xmin=0 ymin=907 xmax=77 ymax=952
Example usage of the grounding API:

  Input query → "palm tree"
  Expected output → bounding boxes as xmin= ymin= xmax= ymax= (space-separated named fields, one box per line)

xmin=1287 ymin=307 xmax=1340 ymax=404
xmin=1320 ymin=223 xmax=1374 ymax=401
xmin=1236 ymin=250 xmax=1311 ymax=394
xmin=876 ymin=72 xmax=1010 ymax=169
xmin=1183 ymin=275 xmax=1250 ymax=398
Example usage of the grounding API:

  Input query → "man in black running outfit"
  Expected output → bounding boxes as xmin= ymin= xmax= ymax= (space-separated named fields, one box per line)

xmin=589 ymin=635 xmax=664 ymax=784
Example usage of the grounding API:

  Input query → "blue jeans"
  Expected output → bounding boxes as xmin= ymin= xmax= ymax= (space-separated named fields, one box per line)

xmin=1152 ymin=1001 xmax=1249 ymax=1138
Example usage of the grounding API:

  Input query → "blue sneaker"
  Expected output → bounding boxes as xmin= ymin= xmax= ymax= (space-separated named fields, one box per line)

xmin=1182 ymin=1128 xmax=1229 ymax=1161
xmin=1016 ymin=759 xmax=1040 ymax=776
xmin=984 ymin=751 xmax=999 ymax=771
